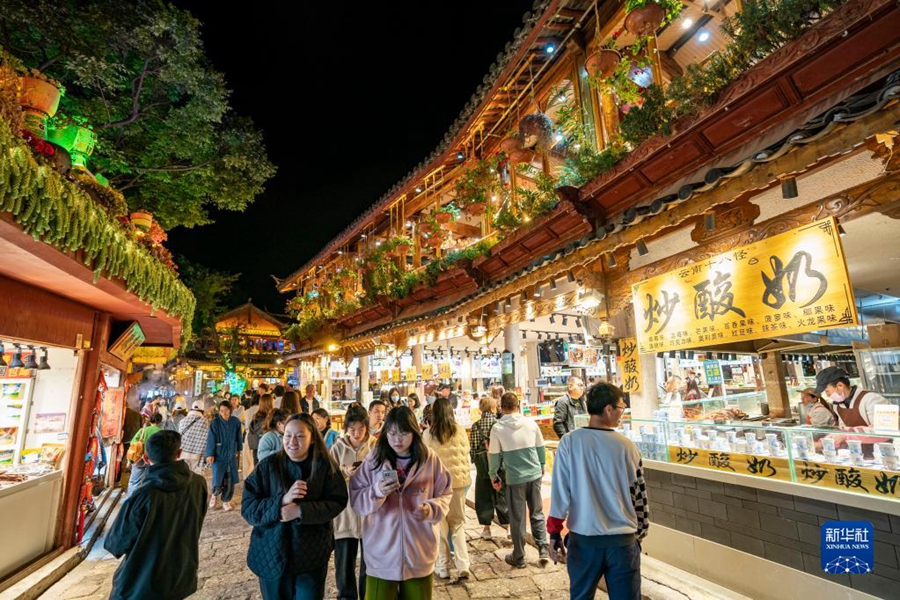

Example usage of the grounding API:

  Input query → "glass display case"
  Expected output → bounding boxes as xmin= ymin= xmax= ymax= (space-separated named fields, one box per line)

xmin=855 ymin=346 xmax=900 ymax=404
xmin=657 ymin=391 xmax=767 ymax=421
xmin=622 ymin=417 xmax=900 ymax=501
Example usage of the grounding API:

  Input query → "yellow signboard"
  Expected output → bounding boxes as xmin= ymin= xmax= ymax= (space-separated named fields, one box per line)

xmin=618 ymin=338 xmax=642 ymax=394
xmin=668 ymin=446 xmax=792 ymax=482
xmin=795 ymin=460 xmax=900 ymax=499
xmin=438 ymin=362 xmax=452 ymax=379
xmin=632 ymin=218 xmax=857 ymax=354
xmin=391 ymin=368 xmax=401 ymax=383
xmin=379 ymin=370 xmax=390 ymax=384
xmin=421 ymin=363 xmax=434 ymax=380
xmin=405 ymin=367 xmax=418 ymax=381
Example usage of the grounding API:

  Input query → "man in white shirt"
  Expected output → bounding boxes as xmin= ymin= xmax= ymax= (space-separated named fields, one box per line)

xmin=814 ymin=366 xmax=890 ymax=428
xmin=548 ymin=381 xmax=648 ymax=600
xmin=272 ymin=384 xmax=285 ymax=409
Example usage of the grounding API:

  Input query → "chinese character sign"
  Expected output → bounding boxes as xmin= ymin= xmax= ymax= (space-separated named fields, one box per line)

xmin=632 ymin=218 xmax=857 ymax=354
xmin=421 ymin=363 xmax=434 ymax=380
xmin=438 ymin=362 xmax=452 ymax=379
xmin=704 ymin=360 xmax=723 ymax=385
xmin=617 ymin=337 xmax=642 ymax=394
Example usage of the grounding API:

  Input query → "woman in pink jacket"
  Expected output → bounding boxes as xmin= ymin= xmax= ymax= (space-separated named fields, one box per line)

xmin=349 ymin=406 xmax=452 ymax=600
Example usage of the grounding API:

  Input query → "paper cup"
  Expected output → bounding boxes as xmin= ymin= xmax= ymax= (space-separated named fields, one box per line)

xmin=822 ymin=438 xmax=836 ymax=454
xmin=847 ymin=440 xmax=863 ymax=456
xmin=882 ymin=456 xmax=899 ymax=471
xmin=876 ymin=443 xmax=896 ymax=458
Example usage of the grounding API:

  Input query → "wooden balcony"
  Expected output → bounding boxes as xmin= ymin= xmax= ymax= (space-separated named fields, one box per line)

xmin=471 ymin=199 xmax=594 ymax=282
xmin=579 ymin=0 xmax=900 ymax=216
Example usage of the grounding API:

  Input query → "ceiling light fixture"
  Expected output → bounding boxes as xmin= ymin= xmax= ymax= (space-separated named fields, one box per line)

xmin=9 ymin=344 xmax=23 ymax=369
xmin=682 ymin=17 xmax=694 ymax=29
xmin=698 ymin=29 xmax=711 ymax=42
xmin=23 ymin=345 xmax=39 ymax=370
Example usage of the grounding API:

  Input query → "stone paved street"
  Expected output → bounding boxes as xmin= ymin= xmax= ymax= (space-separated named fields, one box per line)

xmin=41 ymin=477 xmax=744 ymax=600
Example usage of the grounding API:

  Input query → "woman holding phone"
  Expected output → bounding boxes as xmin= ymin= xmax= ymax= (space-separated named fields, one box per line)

xmin=242 ymin=414 xmax=348 ymax=599
xmin=350 ymin=407 xmax=452 ymax=600
xmin=329 ymin=406 xmax=374 ymax=599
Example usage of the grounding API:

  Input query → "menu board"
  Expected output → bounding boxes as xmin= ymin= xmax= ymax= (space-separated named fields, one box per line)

xmin=633 ymin=218 xmax=857 ymax=354
xmin=421 ymin=364 xmax=434 ymax=380
xmin=567 ymin=345 xmax=600 ymax=368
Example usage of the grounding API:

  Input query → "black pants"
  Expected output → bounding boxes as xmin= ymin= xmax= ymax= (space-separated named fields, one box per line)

xmin=334 ymin=537 xmax=366 ymax=600
xmin=473 ymin=452 xmax=509 ymax=526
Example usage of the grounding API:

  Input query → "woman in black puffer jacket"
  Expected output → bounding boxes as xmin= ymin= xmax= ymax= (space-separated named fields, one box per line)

xmin=241 ymin=413 xmax=348 ymax=599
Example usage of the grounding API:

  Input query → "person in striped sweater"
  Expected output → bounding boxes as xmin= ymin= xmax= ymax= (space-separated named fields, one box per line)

xmin=488 ymin=392 xmax=550 ymax=569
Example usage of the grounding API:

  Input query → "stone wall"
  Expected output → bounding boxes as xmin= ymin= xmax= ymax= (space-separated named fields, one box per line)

xmin=645 ymin=467 xmax=900 ymax=598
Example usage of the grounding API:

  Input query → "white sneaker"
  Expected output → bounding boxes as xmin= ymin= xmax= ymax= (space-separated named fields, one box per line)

xmin=481 ymin=526 xmax=493 ymax=540
xmin=208 ymin=495 xmax=217 ymax=509
xmin=222 ymin=502 xmax=233 ymax=512
xmin=435 ymin=567 xmax=450 ymax=579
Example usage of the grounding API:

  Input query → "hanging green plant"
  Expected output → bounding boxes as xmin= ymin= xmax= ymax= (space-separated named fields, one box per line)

xmin=434 ymin=203 xmax=460 ymax=224
xmin=453 ymin=155 xmax=503 ymax=217
xmin=0 ymin=122 xmax=195 ymax=337
xmin=624 ymin=0 xmax=683 ymax=35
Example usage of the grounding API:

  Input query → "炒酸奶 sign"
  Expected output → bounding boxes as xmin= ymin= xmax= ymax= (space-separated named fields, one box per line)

xmin=632 ymin=218 xmax=857 ymax=354
xmin=618 ymin=338 xmax=642 ymax=394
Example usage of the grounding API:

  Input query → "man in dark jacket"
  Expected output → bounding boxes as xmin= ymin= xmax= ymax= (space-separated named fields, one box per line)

xmin=105 ymin=430 xmax=208 ymax=600
xmin=552 ymin=376 xmax=586 ymax=438
xmin=300 ymin=383 xmax=321 ymax=414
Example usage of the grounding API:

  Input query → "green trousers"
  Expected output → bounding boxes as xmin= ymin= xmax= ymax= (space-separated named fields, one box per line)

xmin=364 ymin=574 xmax=433 ymax=600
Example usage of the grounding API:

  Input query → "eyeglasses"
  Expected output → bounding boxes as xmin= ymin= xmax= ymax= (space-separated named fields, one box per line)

xmin=614 ymin=404 xmax=628 ymax=411
xmin=387 ymin=430 xmax=413 ymax=439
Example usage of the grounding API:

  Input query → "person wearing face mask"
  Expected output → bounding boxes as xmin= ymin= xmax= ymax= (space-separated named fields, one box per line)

xmin=388 ymin=387 xmax=403 ymax=411
xmin=814 ymin=366 xmax=890 ymax=429
xmin=553 ymin=376 xmax=587 ymax=438
xmin=241 ymin=414 xmax=348 ymax=599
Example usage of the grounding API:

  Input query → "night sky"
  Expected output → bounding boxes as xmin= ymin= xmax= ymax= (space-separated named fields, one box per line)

xmin=166 ymin=1 xmax=537 ymax=314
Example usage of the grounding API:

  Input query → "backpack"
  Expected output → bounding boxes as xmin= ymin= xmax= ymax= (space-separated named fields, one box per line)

xmin=247 ymin=412 xmax=266 ymax=451
xmin=126 ymin=427 xmax=148 ymax=463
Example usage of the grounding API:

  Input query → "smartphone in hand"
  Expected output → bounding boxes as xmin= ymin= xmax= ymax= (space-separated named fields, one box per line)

xmin=382 ymin=469 xmax=399 ymax=486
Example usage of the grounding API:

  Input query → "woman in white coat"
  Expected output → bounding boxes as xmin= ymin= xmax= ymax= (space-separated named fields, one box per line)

xmin=423 ymin=397 xmax=472 ymax=581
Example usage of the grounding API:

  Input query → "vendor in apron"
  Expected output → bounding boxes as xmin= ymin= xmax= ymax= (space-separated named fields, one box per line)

xmin=813 ymin=367 xmax=891 ymax=429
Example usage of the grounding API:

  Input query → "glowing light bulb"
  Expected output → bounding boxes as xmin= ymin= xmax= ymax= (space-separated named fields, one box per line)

xmin=682 ymin=18 xmax=694 ymax=29
xmin=698 ymin=29 xmax=710 ymax=42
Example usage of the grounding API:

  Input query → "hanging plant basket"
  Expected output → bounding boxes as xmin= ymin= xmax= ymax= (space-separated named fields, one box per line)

xmin=435 ymin=212 xmax=453 ymax=224
xmin=425 ymin=234 xmax=445 ymax=248
xmin=419 ymin=221 xmax=434 ymax=235
xmin=47 ymin=124 xmax=96 ymax=169
xmin=130 ymin=210 xmax=154 ymax=232
xmin=625 ymin=2 xmax=666 ymax=36
xmin=466 ymin=202 xmax=488 ymax=217
xmin=518 ymin=113 xmax=554 ymax=152
xmin=394 ymin=242 xmax=411 ymax=256
xmin=18 ymin=76 xmax=62 ymax=139
xmin=586 ymin=49 xmax=622 ymax=80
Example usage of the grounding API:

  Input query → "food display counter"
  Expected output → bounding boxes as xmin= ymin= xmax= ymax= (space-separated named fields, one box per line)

xmin=622 ymin=417 xmax=900 ymax=500
xmin=0 ymin=466 xmax=63 ymax=579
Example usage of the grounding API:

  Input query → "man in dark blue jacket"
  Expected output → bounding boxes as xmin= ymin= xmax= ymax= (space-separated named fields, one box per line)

xmin=105 ymin=430 xmax=208 ymax=600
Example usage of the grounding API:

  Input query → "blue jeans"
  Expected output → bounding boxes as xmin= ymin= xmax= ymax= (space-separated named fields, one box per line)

xmin=259 ymin=566 xmax=328 ymax=600
xmin=567 ymin=534 xmax=641 ymax=600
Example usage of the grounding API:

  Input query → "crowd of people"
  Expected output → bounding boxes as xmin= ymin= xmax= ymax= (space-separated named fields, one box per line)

xmin=107 ymin=380 xmax=648 ymax=600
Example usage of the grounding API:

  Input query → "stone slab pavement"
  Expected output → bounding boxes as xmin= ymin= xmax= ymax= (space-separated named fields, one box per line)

xmin=41 ymin=477 xmax=746 ymax=600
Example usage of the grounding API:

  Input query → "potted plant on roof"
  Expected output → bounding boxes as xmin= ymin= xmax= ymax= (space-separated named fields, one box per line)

xmin=130 ymin=209 xmax=154 ymax=232
xmin=48 ymin=114 xmax=96 ymax=169
xmin=624 ymin=0 xmax=683 ymax=36
xmin=18 ymin=68 xmax=64 ymax=139
xmin=424 ymin=230 xmax=446 ymax=248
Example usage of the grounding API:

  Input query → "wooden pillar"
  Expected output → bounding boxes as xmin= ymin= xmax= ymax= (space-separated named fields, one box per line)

xmin=56 ymin=311 xmax=109 ymax=548
xmin=646 ymin=35 xmax=664 ymax=86
xmin=599 ymin=88 xmax=620 ymax=145
xmin=761 ymin=351 xmax=790 ymax=418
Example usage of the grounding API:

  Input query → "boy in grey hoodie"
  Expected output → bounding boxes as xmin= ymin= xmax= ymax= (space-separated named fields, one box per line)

xmin=488 ymin=392 xmax=550 ymax=568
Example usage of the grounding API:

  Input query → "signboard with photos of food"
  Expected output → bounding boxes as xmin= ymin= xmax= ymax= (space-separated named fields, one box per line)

xmin=632 ymin=218 xmax=857 ymax=354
